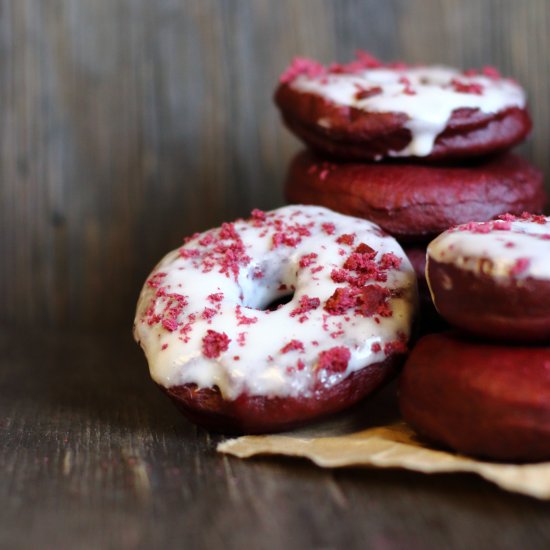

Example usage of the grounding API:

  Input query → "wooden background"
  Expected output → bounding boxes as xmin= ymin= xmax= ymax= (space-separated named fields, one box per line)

xmin=3 ymin=0 xmax=550 ymax=330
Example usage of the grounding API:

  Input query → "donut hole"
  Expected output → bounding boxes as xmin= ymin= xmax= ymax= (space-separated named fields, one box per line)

xmin=262 ymin=292 xmax=295 ymax=311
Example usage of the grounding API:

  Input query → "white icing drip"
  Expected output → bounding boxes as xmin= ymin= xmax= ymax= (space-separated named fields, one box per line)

xmin=134 ymin=206 xmax=417 ymax=400
xmin=427 ymin=218 xmax=550 ymax=280
xmin=290 ymin=66 xmax=525 ymax=157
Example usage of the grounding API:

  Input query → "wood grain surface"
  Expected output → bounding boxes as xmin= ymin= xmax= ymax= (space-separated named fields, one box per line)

xmin=2 ymin=0 xmax=550 ymax=329
xmin=0 ymin=328 xmax=549 ymax=550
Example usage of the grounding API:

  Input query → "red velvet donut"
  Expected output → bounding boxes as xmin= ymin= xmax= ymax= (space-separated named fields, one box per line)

xmin=275 ymin=54 xmax=531 ymax=161
xmin=399 ymin=332 xmax=550 ymax=462
xmin=134 ymin=206 xmax=417 ymax=434
xmin=285 ymin=150 xmax=546 ymax=242
xmin=427 ymin=214 xmax=550 ymax=343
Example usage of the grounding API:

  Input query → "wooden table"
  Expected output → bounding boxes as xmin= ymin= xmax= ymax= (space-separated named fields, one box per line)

xmin=1 ymin=328 xmax=549 ymax=549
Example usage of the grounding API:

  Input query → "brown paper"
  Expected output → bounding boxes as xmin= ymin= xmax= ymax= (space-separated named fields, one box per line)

xmin=217 ymin=385 xmax=550 ymax=500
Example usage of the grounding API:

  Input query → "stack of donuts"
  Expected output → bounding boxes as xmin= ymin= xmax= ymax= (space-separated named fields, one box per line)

xmin=400 ymin=215 xmax=550 ymax=461
xmin=275 ymin=52 xmax=547 ymax=325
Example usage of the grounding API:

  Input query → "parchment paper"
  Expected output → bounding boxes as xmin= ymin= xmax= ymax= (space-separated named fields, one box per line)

xmin=217 ymin=384 xmax=550 ymax=500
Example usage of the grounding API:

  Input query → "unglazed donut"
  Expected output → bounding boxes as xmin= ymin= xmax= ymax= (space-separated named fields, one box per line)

xmin=427 ymin=214 xmax=550 ymax=342
xmin=134 ymin=205 xmax=417 ymax=433
xmin=285 ymin=150 xmax=546 ymax=242
xmin=275 ymin=53 xmax=531 ymax=161
xmin=399 ymin=332 xmax=550 ymax=462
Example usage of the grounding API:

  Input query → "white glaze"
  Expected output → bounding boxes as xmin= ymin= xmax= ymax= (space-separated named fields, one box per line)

xmin=290 ymin=66 xmax=525 ymax=157
xmin=134 ymin=206 xmax=417 ymax=400
xmin=427 ymin=217 xmax=550 ymax=280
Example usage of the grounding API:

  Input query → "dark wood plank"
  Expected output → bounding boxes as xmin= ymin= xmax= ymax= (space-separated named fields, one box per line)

xmin=1 ymin=0 xmax=549 ymax=329
xmin=0 ymin=328 xmax=549 ymax=549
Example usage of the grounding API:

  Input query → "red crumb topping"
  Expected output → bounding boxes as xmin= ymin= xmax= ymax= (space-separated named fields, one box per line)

xmin=202 ymin=307 xmax=217 ymax=320
xmin=299 ymin=253 xmax=318 ymax=268
xmin=371 ymin=342 xmax=382 ymax=353
xmin=379 ymin=252 xmax=402 ymax=270
xmin=147 ymin=272 xmax=167 ymax=288
xmin=336 ymin=234 xmax=355 ymax=246
xmin=162 ymin=318 xmax=178 ymax=332
xmin=237 ymin=332 xmax=246 ymax=346
xmin=510 ymin=258 xmax=530 ymax=276
xmin=317 ymin=347 xmax=351 ymax=374
xmin=482 ymin=66 xmax=502 ymax=79
xmin=324 ymin=288 xmax=357 ymax=315
xmin=208 ymin=292 xmax=224 ymax=303
xmin=290 ymin=295 xmax=321 ymax=318
xmin=281 ymin=340 xmax=305 ymax=354
xmin=358 ymin=285 xmax=392 ymax=317
xmin=354 ymin=85 xmax=383 ymax=100
xmin=279 ymin=57 xmax=326 ymax=84
xmin=321 ymin=222 xmax=336 ymax=235
xmin=250 ymin=209 xmax=266 ymax=221
xmin=202 ymin=330 xmax=230 ymax=358
xmin=399 ymin=76 xmax=416 ymax=95
xmin=161 ymin=343 xmax=168 ymax=350
xmin=450 ymin=78 xmax=484 ymax=95
xmin=235 ymin=305 xmax=258 ymax=326
xmin=311 ymin=265 xmax=324 ymax=274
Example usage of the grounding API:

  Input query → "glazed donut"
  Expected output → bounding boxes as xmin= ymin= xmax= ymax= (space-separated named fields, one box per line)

xmin=427 ymin=213 xmax=550 ymax=342
xmin=399 ymin=332 xmax=550 ymax=462
xmin=275 ymin=53 xmax=531 ymax=161
xmin=285 ymin=150 xmax=546 ymax=242
xmin=134 ymin=205 xmax=417 ymax=433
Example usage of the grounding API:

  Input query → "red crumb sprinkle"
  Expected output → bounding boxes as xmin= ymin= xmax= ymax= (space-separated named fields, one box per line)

xmin=198 ymin=233 xmax=215 ymax=246
xmin=311 ymin=265 xmax=324 ymax=274
xmin=233 ymin=355 xmax=240 ymax=361
xmin=299 ymin=253 xmax=318 ymax=268
xmin=162 ymin=318 xmax=178 ymax=332
xmin=161 ymin=343 xmax=169 ymax=350
xmin=179 ymin=248 xmax=200 ymax=259
xmin=279 ymin=57 xmax=326 ymax=84
xmin=379 ymin=252 xmax=402 ymax=270
xmin=235 ymin=305 xmax=258 ymax=326
xmin=208 ymin=292 xmax=224 ymax=303
xmin=281 ymin=340 xmax=305 ymax=354
xmin=321 ymin=222 xmax=336 ymax=235
xmin=336 ymin=233 xmax=355 ymax=246
xmin=324 ymin=287 xmax=357 ymax=315
xmin=202 ymin=307 xmax=217 ymax=320
xmin=290 ymin=295 xmax=321 ymax=318
xmin=358 ymin=285 xmax=392 ymax=317
xmin=498 ymin=213 xmax=517 ymax=222
xmin=354 ymin=85 xmax=383 ymax=100
xmin=250 ymin=208 xmax=266 ymax=221
xmin=399 ymin=76 xmax=416 ymax=95
xmin=317 ymin=346 xmax=351 ymax=374
xmin=510 ymin=258 xmax=530 ymax=276
xmin=237 ymin=332 xmax=246 ymax=346
xmin=450 ymin=78 xmax=484 ymax=95
xmin=147 ymin=272 xmax=167 ymax=288
xmin=371 ymin=342 xmax=382 ymax=353
xmin=492 ymin=220 xmax=512 ymax=231
xmin=482 ymin=66 xmax=502 ymax=79
xmin=202 ymin=330 xmax=230 ymax=358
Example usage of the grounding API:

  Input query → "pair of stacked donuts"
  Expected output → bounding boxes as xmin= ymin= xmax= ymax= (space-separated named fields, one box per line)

xmin=275 ymin=52 xmax=547 ymax=324
xmin=401 ymin=215 xmax=550 ymax=461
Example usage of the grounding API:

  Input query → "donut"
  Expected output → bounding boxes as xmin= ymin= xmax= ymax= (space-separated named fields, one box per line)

xmin=285 ymin=149 xmax=546 ymax=242
xmin=275 ymin=53 xmax=531 ymax=161
xmin=427 ymin=213 xmax=550 ymax=342
xmin=399 ymin=332 xmax=550 ymax=462
xmin=133 ymin=205 xmax=417 ymax=433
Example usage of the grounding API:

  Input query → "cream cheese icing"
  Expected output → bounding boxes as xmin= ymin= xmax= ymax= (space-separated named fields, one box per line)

xmin=427 ymin=215 xmax=550 ymax=281
xmin=290 ymin=66 xmax=525 ymax=157
xmin=134 ymin=206 xmax=417 ymax=400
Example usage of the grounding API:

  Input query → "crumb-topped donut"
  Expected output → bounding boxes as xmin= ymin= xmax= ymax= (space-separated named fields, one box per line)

xmin=285 ymin=150 xmax=546 ymax=241
xmin=427 ymin=213 xmax=550 ymax=342
xmin=275 ymin=52 xmax=530 ymax=161
xmin=134 ymin=205 xmax=417 ymax=433
xmin=399 ymin=332 xmax=550 ymax=462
